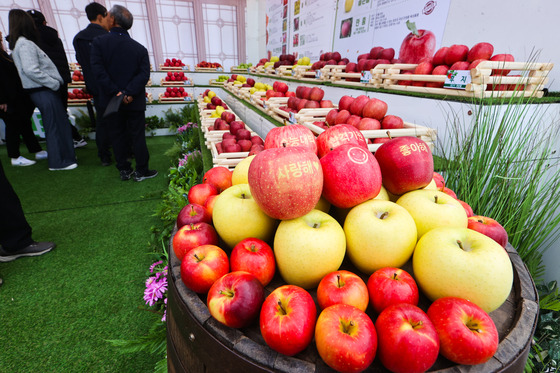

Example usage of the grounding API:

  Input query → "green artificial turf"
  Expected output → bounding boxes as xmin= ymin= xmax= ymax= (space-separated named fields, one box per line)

xmin=0 ymin=135 xmax=175 ymax=372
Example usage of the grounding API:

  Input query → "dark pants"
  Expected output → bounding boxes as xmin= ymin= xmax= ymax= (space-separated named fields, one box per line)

xmin=57 ymin=85 xmax=82 ymax=141
xmin=108 ymin=110 xmax=149 ymax=173
xmin=2 ymin=101 xmax=42 ymax=158
xmin=29 ymin=89 xmax=76 ymax=169
xmin=93 ymin=99 xmax=112 ymax=162
xmin=0 ymin=161 xmax=33 ymax=252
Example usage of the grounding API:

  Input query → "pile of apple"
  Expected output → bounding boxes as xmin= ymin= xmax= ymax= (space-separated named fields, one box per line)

xmin=212 ymin=116 xmax=264 ymax=155
xmin=71 ymin=69 xmax=84 ymax=82
xmin=201 ymin=89 xmax=229 ymax=111
xmin=163 ymin=86 xmax=188 ymax=98
xmin=282 ymin=86 xmax=334 ymax=113
xmin=271 ymin=54 xmax=296 ymax=69
xmin=196 ymin=61 xmax=222 ymax=69
xmin=226 ymin=74 xmax=255 ymax=88
xmin=172 ymin=121 xmax=513 ymax=372
xmin=310 ymin=51 xmax=349 ymax=71
xmin=68 ymin=88 xmax=91 ymax=100
xmin=262 ymin=80 xmax=294 ymax=100
xmin=163 ymin=58 xmax=185 ymax=68
xmin=249 ymin=81 xmax=272 ymax=95
xmin=164 ymin=71 xmax=188 ymax=82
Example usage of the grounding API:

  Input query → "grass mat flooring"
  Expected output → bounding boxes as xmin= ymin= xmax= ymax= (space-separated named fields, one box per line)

xmin=0 ymin=135 xmax=175 ymax=372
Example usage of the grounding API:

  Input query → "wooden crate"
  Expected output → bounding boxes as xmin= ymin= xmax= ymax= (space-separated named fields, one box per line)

xmin=294 ymin=107 xmax=338 ymax=124
xmin=68 ymin=81 xmax=85 ymax=88
xmin=209 ymin=79 xmax=226 ymax=86
xmin=330 ymin=69 xmax=380 ymax=88
xmin=230 ymin=67 xmax=249 ymax=73
xmin=158 ymin=93 xmax=192 ymax=103
xmin=68 ymin=98 xmax=89 ymax=106
xmin=194 ymin=67 xmax=224 ymax=72
xmin=160 ymin=78 xmax=192 ymax=87
xmin=158 ymin=64 xmax=190 ymax=71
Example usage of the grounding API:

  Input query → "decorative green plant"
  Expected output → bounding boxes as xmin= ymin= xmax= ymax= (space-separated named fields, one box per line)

xmin=73 ymin=109 xmax=94 ymax=139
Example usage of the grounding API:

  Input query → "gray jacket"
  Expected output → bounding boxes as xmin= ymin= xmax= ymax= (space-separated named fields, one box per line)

xmin=12 ymin=36 xmax=63 ymax=91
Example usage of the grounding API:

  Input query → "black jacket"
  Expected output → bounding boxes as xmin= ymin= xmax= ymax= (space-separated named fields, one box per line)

xmin=90 ymin=27 xmax=150 ymax=111
xmin=0 ymin=50 xmax=34 ymax=115
xmin=36 ymin=24 xmax=71 ymax=84
xmin=72 ymin=23 xmax=108 ymax=96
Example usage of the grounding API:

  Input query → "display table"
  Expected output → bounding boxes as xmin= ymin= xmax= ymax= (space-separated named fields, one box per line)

xmin=166 ymin=235 xmax=538 ymax=373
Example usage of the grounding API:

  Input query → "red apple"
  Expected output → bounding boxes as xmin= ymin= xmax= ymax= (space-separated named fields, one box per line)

xmin=348 ymin=95 xmax=370 ymax=116
xmin=458 ymin=199 xmax=474 ymax=217
xmin=203 ymin=166 xmax=233 ymax=193
xmin=432 ymin=46 xmax=449 ymax=66
xmin=222 ymin=132 xmax=235 ymax=140
xmin=469 ymin=58 xmax=487 ymax=70
xmin=338 ymin=95 xmax=354 ymax=111
xmin=380 ymin=48 xmax=395 ymax=61
xmin=427 ymin=297 xmax=499 ymax=365
xmin=274 ymin=81 xmax=289 ymax=93
xmin=204 ymin=194 xmax=218 ymax=217
xmin=450 ymin=60 xmax=471 ymax=71
xmin=325 ymin=109 xmax=339 ymax=126
xmin=376 ymin=303 xmax=439 ymax=373
xmin=176 ymin=203 xmax=212 ymax=228
xmin=259 ymin=285 xmax=316 ymax=356
xmin=398 ymin=21 xmax=436 ymax=63
xmin=367 ymin=267 xmax=419 ymax=314
xmin=229 ymin=121 xmax=246 ymax=136
xmin=235 ymin=128 xmax=252 ymax=141
xmin=490 ymin=53 xmax=515 ymax=75
xmin=187 ymin=183 xmax=219 ymax=206
xmin=381 ymin=115 xmax=404 ymax=129
xmin=357 ymin=117 xmax=381 ymax=131
xmin=467 ymin=215 xmax=508 ymax=248
xmin=369 ymin=46 xmax=384 ymax=59
xmin=221 ymin=138 xmax=237 ymax=149
xmin=315 ymin=304 xmax=377 ymax=373
xmin=248 ymin=146 xmax=323 ymax=220
xmin=439 ymin=185 xmax=458 ymax=199
xmin=426 ymin=64 xmax=449 ymax=88
xmin=414 ymin=59 xmax=434 ymax=75
xmin=251 ymin=135 xmax=264 ymax=146
xmin=180 ymin=244 xmax=229 ymax=293
xmin=345 ymin=62 xmax=357 ymax=73
xmin=309 ymin=87 xmax=325 ymax=102
xmin=207 ymin=271 xmax=264 ymax=328
xmin=304 ymin=100 xmax=320 ymax=109
xmin=221 ymin=111 xmax=236 ymax=124
xmin=248 ymin=144 xmax=264 ymax=155
xmin=230 ymin=238 xmax=275 ymax=286
xmin=445 ymin=44 xmax=469 ymax=66
xmin=373 ymin=137 xmax=391 ymax=144
xmin=320 ymin=99 xmax=334 ymax=108
xmin=296 ymin=98 xmax=309 ymax=112
xmin=316 ymin=124 xmax=368 ymax=158
xmin=468 ymin=42 xmax=494 ymax=62
xmin=433 ymin=171 xmax=445 ymax=188
xmin=224 ymin=143 xmax=242 ymax=153
xmin=264 ymin=124 xmax=317 ymax=154
xmin=375 ymin=137 xmax=434 ymax=195
xmin=362 ymin=98 xmax=388 ymax=120
xmin=334 ymin=109 xmax=351 ymax=125
xmin=317 ymin=270 xmax=369 ymax=311
xmin=172 ymin=222 xmax=219 ymax=261
xmin=346 ymin=115 xmax=362 ymax=128
xmin=238 ymin=139 xmax=253 ymax=152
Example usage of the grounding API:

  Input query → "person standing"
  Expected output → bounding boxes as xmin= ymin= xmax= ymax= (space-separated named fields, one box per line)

xmin=73 ymin=3 xmax=112 ymax=166
xmin=27 ymin=9 xmax=87 ymax=148
xmin=8 ymin=9 xmax=77 ymax=171
xmin=90 ymin=5 xmax=157 ymax=181
xmin=0 ymin=30 xmax=47 ymax=166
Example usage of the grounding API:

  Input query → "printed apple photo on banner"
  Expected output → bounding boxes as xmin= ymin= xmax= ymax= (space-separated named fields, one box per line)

xmin=294 ymin=0 xmax=300 ymax=15
xmin=340 ymin=18 xmax=352 ymax=39
xmin=294 ymin=17 xmax=299 ymax=31
xmin=293 ymin=34 xmax=299 ymax=47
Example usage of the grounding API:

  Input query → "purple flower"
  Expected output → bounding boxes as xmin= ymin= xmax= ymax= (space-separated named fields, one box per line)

xmin=144 ymin=276 xmax=168 ymax=307
xmin=149 ymin=260 xmax=163 ymax=273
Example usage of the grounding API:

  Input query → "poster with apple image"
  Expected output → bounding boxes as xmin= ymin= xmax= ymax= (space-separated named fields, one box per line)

xmin=266 ymin=0 xmax=287 ymax=57
xmin=332 ymin=0 xmax=376 ymax=60
xmin=289 ymin=0 xmax=338 ymax=63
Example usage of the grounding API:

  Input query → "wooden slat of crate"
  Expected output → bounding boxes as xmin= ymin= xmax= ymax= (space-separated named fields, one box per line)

xmin=158 ymin=93 xmax=192 ymax=102
xmin=331 ymin=71 xmax=377 ymax=88
xmin=230 ymin=67 xmax=249 ymax=73
xmin=194 ymin=67 xmax=223 ymax=72
xmin=295 ymin=107 xmax=337 ymax=124
xmin=159 ymin=64 xmax=189 ymax=71
xmin=209 ymin=79 xmax=226 ymax=86
xmin=160 ymin=79 xmax=192 ymax=86
xmin=68 ymin=81 xmax=86 ymax=88
xmin=68 ymin=98 xmax=89 ymax=106
xmin=209 ymin=141 xmax=249 ymax=169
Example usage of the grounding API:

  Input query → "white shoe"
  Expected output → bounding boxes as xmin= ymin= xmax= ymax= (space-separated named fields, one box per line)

xmin=49 ymin=163 xmax=78 ymax=171
xmin=74 ymin=139 xmax=87 ymax=148
xmin=35 ymin=150 xmax=48 ymax=160
xmin=11 ymin=156 xmax=36 ymax=166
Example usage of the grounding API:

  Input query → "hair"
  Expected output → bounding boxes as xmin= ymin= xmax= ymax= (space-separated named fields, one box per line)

xmin=110 ymin=5 xmax=133 ymax=30
xmin=26 ymin=9 xmax=45 ymax=27
xmin=85 ymin=3 xmax=107 ymax=21
xmin=8 ymin=9 xmax=38 ymax=50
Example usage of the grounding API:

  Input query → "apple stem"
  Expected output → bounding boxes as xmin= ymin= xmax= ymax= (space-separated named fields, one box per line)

xmin=219 ymin=289 xmax=235 ymax=298
xmin=457 ymin=240 xmax=464 ymax=250
xmin=434 ymin=195 xmax=438 ymax=204
xmin=379 ymin=211 xmax=389 ymax=220
xmin=341 ymin=320 xmax=355 ymax=334
xmin=193 ymin=253 xmax=202 ymax=262
xmin=313 ymin=223 xmax=319 ymax=228
xmin=406 ymin=20 xmax=420 ymax=37
xmin=240 ymin=193 xmax=247 ymax=199
xmin=477 ymin=219 xmax=484 ymax=224
xmin=392 ymin=272 xmax=398 ymax=280
xmin=411 ymin=320 xmax=423 ymax=329
xmin=277 ymin=300 xmax=287 ymax=315
xmin=386 ymin=131 xmax=392 ymax=140
xmin=337 ymin=274 xmax=344 ymax=288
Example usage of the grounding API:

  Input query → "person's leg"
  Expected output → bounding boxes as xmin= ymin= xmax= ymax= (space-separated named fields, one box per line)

xmin=19 ymin=100 xmax=43 ymax=154
xmin=58 ymin=86 xmax=84 ymax=143
xmin=108 ymin=112 xmax=132 ymax=176
xmin=93 ymin=99 xmax=112 ymax=164
xmin=126 ymin=110 xmax=150 ymax=174
xmin=3 ymin=113 xmax=22 ymax=159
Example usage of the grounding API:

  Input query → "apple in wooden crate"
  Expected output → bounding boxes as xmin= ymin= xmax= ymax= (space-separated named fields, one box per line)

xmin=316 ymin=124 xmax=368 ymax=158
xmin=316 ymin=270 xmax=369 ymax=311
xmin=468 ymin=215 xmax=508 ymax=248
xmin=367 ymin=267 xmax=419 ymax=314
xmin=264 ymin=124 xmax=317 ymax=154
xmin=468 ymin=42 xmax=494 ymax=62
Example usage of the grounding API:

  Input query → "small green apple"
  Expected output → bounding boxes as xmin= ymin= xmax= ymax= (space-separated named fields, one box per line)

xmin=274 ymin=209 xmax=346 ymax=289
xmin=344 ymin=200 xmax=417 ymax=274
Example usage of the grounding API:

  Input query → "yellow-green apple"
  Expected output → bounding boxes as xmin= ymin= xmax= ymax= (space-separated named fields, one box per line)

xmin=207 ymin=271 xmax=264 ymax=328
xmin=413 ymin=227 xmax=513 ymax=312
xmin=315 ymin=304 xmax=377 ymax=373
xmin=396 ymin=190 xmax=468 ymax=239
xmin=230 ymin=238 xmax=275 ymax=286
xmin=248 ymin=147 xmax=323 ymax=220
xmin=172 ymin=222 xmax=219 ymax=261
xmin=212 ymin=184 xmax=278 ymax=248
xmin=375 ymin=185 xmax=390 ymax=200
xmin=314 ymin=196 xmax=331 ymax=213
xmin=204 ymin=194 xmax=218 ymax=217
xmin=375 ymin=303 xmax=439 ymax=373
xmin=374 ymin=137 xmax=434 ymax=195
xmin=459 ymin=199 xmax=474 ymax=217
xmin=180 ymin=244 xmax=229 ymax=293
xmin=176 ymin=203 xmax=212 ymax=228
xmin=344 ymin=200 xmax=417 ymax=273
xmin=316 ymin=124 xmax=368 ymax=158
xmin=259 ymin=285 xmax=316 ymax=356
xmin=320 ymin=144 xmax=382 ymax=208
xmin=317 ymin=270 xmax=369 ymax=311
xmin=427 ymin=296 xmax=499 ymax=365
xmin=398 ymin=21 xmax=436 ymax=63
xmin=490 ymin=53 xmax=514 ymax=75
xmin=264 ymin=124 xmax=317 ymax=154
xmin=422 ymin=178 xmax=437 ymax=190
xmin=274 ymin=209 xmax=346 ymax=289
xmin=231 ymin=155 xmax=255 ymax=185
xmin=445 ymin=44 xmax=469 ymax=66
xmin=367 ymin=267 xmax=419 ymax=314
xmin=468 ymin=215 xmax=508 ymax=248
xmin=362 ymin=98 xmax=388 ymax=120
xmin=188 ymin=183 xmax=219 ymax=206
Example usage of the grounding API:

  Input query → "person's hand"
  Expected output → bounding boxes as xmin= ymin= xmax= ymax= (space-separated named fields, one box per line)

xmin=117 ymin=91 xmax=133 ymax=105
xmin=0 ymin=104 xmax=7 ymax=112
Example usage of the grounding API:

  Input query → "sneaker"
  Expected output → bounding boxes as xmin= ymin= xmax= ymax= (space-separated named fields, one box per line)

xmin=133 ymin=169 xmax=158 ymax=182
xmin=11 ymin=156 xmax=36 ymax=166
xmin=35 ymin=150 xmax=48 ymax=160
xmin=0 ymin=241 xmax=55 ymax=262
xmin=74 ymin=139 xmax=87 ymax=148
xmin=49 ymin=163 xmax=78 ymax=171
xmin=120 ymin=169 xmax=134 ymax=181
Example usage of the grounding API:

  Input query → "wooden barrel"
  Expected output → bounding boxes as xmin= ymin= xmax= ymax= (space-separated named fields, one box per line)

xmin=167 ymin=239 xmax=538 ymax=373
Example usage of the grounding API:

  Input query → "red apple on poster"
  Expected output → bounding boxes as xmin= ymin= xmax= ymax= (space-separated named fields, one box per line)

xmin=176 ymin=203 xmax=212 ymax=228
xmin=468 ymin=42 xmax=494 ymax=62
xmin=264 ymin=124 xmax=317 ymax=154
xmin=248 ymin=146 xmax=323 ymax=220
xmin=180 ymin=244 xmax=229 ymax=293
xmin=315 ymin=304 xmax=377 ymax=373
xmin=320 ymin=144 xmax=382 ymax=208
xmin=230 ymin=238 xmax=275 ymax=286
xmin=375 ymin=303 xmax=439 ymax=373
xmin=374 ymin=137 xmax=434 ymax=195
xmin=367 ymin=267 xmax=419 ymax=314
xmin=259 ymin=285 xmax=317 ymax=356
xmin=317 ymin=270 xmax=369 ymax=311
xmin=398 ymin=21 xmax=436 ymax=64
xmin=207 ymin=271 xmax=264 ymax=328
xmin=316 ymin=124 xmax=368 ymax=158
xmin=203 ymin=166 xmax=233 ymax=193
xmin=172 ymin=222 xmax=219 ymax=261
xmin=188 ymin=183 xmax=219 ymax=206
xmin=427 ymin=297 xmax=499 ymax=365
xmin=468 ymin=215 xmax=508 ymax=248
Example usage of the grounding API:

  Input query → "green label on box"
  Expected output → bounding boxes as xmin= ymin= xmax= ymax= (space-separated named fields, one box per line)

xmin=360 ymin=70 xmax=372 ymax=83
xmin=444 ymin=70 xmax=471 ymax=89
